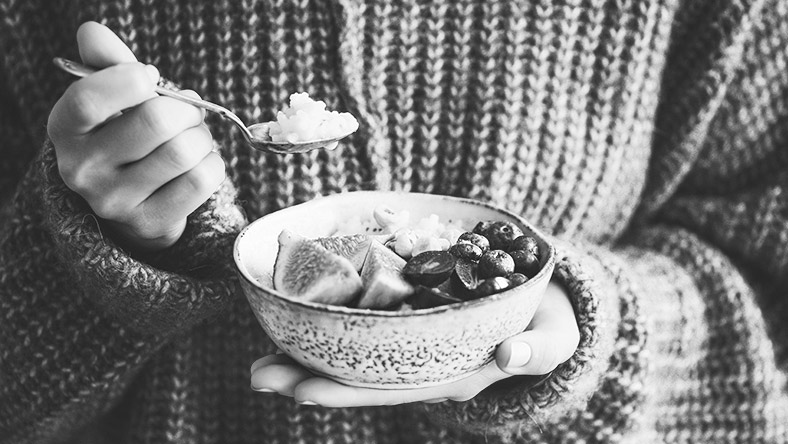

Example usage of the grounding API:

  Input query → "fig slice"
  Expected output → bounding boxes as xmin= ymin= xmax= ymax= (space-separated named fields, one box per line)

xmin=356 ymin=242 xmax=414 ymax=309
xmin=314 ymin=234 xmax=374 ymax=272
xmin=273 ymin=229 xmax=362 ymax=305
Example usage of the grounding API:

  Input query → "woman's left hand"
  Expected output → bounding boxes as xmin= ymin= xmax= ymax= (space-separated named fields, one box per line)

xmin=250 ymin=281 xmax=579 ymax=407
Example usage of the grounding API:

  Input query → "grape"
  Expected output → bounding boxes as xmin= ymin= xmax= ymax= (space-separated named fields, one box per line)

xmin=402 ymin=251 xmax=457 ymax=287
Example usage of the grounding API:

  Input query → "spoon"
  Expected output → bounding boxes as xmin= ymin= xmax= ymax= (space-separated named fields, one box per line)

xmin=53 ymin=57 xmax=355 ymax=154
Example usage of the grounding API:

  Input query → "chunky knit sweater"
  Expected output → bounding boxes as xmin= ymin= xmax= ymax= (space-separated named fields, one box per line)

xmin=2 ymin=0 xmax=788 ymax=443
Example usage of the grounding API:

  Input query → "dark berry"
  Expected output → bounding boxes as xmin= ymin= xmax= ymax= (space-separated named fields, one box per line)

xmin=407 ymin=285 xmax=463 ymax=309
xmin=457 ymin=232 xmax=490 ymax=253
xmin=472 ymin=221 xmax=491 ymax=235
xmin=509 ymin=272 xmax=528 ymax=287
xmin=478 ymin=221 xmax=524 ymax=250
xmin=510 ymin=235 xmax=539 ymax=257
xmin=473 ymin=276 xmax=511 ymax=297
xmin=448 ymin=242 xmax=483 ymax=261
xmin=452 ymin=258 xmax=480 ymax=293
xmin=509 ymin=249 xmax=540 ymax=277
xmin=403 ymin=251 xmax=457 ymax=287
xmin=477 ymin=250 xmax=515 ymax=279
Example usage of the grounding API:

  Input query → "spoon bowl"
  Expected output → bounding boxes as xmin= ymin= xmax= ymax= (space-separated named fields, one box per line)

xmin=53 ymin=57 xmax=355 ymax=154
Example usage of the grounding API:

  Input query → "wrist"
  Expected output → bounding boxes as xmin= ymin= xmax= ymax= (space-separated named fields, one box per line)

xmin=103 ymin=217 xmax=187 ymax=254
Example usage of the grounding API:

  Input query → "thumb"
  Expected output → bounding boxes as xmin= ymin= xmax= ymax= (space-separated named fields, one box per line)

xmin=495 ymin=329 xmax=576 ymax=376
xmin=495 ymin=280 xmax=580 ymax=375
xmin=77 ymin=21 xmax=137 ymax=68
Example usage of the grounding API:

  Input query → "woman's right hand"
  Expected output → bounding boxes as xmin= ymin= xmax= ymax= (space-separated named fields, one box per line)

xmin=48 ymin=21 xmax=225 ymax=253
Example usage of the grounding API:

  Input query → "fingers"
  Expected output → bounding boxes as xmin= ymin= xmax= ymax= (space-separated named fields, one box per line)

xmin=496 ymin=281 xmax=580 ymax=376
xmin=49 ymin=22 xmax=220 ymax=253
xmin=250 ymin=355 xmax=314 ymax=396
xmin=118 ymin=124 xmax=214 ymax=199
xmin=249 ymin=354 xmax=513 ymax=407
xmin=49 ymin=62 xmax=159 ymax=138
xmin=290 ymin=378 xmax=439 ymax=407
xmin=130 ymin=152 xmax=225 ymax=238
xmin=290 ymin=361 xmax=503 ymax=406
xmin=77 ymin=21 xmax=137 ymax=67
xmin=92 ymin=93 xmax=205 ymax=164
xmin=279 ymin=361 xmax=503 ymax=407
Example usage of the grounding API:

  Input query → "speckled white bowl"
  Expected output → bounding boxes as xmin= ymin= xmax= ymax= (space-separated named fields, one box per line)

xmin=234 ymin=191 xmax=555 ymax=389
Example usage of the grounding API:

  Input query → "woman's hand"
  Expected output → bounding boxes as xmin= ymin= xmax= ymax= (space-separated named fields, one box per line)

xmin=48 ymin=22 xmax=224 ymax=253
xmin=250 ymin=281 xmax=579 ymax=406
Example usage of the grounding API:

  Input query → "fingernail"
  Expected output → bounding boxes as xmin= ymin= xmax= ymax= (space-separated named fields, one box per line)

xmin=251 ymin=384 xmax=276 ymax=393
xmin=297 ymin=400 xmax=318 ymax=406
xmin=145 ymin=64 xmax=160 ymax=84
xmin=250 ymin=358 xmax=267 ymax=375
xmin=505 ymin=342 xmax=532 ymax=368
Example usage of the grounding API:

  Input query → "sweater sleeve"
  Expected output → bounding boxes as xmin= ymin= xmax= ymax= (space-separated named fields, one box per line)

xmin=422 ymin=224 xmax=788 ymax=441
xmin=0 ymin=135 xmax=247 ymax=442
xmin=420 ymin=2 xmax=788 ymax=441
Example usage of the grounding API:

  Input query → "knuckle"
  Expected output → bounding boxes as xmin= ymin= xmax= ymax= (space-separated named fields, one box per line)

xmin=178 ymin=89 xmax=202 ymax=100
xmin=65 ymin=83 xmax=103 ymax=126
xmin=159 ymin=138 xmax=195 ymax=173
xmin=161 ymin=130 xmax=217 ymax=177
xmin=128 ymin=63 xmax=156 ymax=94
xmin=205 ymin=152 xmax=227 ymax=185
xmin=48 ymin=101 xmax=70 ymax=142
xmin=531 ymin=347 xmax=561 ymax=374
xmin=59 ymin=161 xmax=93 ymax=194
xmin=139 ymin=98 xmax=172 ymax=136
xmin=178 ymin=100 xmax=204 ymax=127
xmin=190 ymin=153 xmax=225 ymax=194
xmin=92 ymin=194 xmax=126 ymax=220
xmin=57 ymin=162 xmax=80 ymax=191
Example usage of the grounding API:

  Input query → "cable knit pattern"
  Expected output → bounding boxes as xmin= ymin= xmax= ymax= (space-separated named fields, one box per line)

xmin=1 ymin=0 xmax=788 ymax=443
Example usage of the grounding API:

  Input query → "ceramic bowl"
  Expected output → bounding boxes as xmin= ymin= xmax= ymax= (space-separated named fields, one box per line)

xmin=234 ymin=191 xmax=555 ymax=389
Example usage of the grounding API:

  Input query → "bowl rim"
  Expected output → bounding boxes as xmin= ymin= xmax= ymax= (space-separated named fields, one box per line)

xmin=234 ymin=191 xmax=556 ymax=318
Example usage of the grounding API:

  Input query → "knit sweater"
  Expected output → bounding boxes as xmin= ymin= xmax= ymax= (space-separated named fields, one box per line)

xmin=1 ymin=0 xmax=788 ymax=443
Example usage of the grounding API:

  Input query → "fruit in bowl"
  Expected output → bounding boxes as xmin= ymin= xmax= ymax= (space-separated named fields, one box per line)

xmin=233 ymin=191 xmax=555 ymax=389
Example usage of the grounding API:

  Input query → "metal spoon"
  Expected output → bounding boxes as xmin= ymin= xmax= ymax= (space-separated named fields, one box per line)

xmin=53 ymin=57 xmax=355 ymax=154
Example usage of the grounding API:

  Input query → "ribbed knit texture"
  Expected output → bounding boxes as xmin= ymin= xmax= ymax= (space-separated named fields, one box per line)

xmin=1 ymin=0 xmax=788 ymax=443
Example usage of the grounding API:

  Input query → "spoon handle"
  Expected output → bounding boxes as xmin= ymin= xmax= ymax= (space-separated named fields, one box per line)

xmin=52 ymin=57 xmax=253 ymax=142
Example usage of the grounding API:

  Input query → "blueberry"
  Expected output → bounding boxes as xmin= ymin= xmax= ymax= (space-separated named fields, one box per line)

xmin=472 ymin=221 xmax=491 ymax=235
xmin=509 ymin=249 xmax=540 ymax=277
xmin=477 ymin=250 xmax=515 ymax=279
xmin=510 ymin=235 xmax=539 ymax=257
xmin=509 ymin=272 xmax=528 ymax=287
xmin=448 ymin=242 xmax=483 ymax=261
xmin=473 ymin=276 xmax=511 ymax=297
xmin=478 ymin=221 xmax=524 ymax=250
xmin=457 ymin=232 xmax=490 ymax=253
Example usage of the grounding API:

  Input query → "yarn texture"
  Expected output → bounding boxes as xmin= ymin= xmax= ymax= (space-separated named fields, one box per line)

xmin=1 ymin=0 xmax=787 ymax=443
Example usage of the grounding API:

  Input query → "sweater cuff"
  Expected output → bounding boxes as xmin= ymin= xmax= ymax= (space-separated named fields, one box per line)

xmin=421 ymin=237 xmax=644 ymax=439
xmin=38 ymin=139 xmax=248 ymax=337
